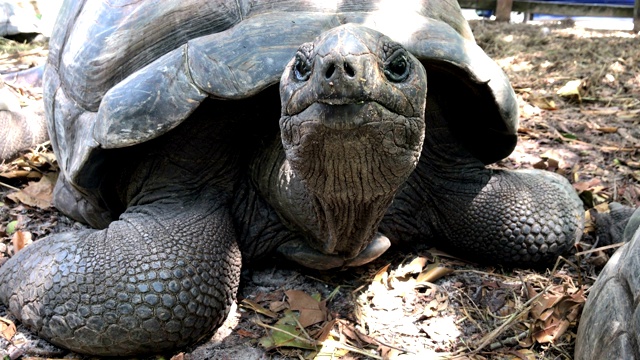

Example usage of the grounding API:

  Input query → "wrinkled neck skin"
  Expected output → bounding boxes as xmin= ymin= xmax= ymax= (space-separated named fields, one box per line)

xmin=264 ymin=24 xmax=428 ymax=269
xmin=254 ymin=102 xmax=424 ymax=269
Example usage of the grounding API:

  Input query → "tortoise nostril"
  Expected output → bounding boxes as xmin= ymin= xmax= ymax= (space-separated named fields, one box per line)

xmin=325 ymin=64 xmax=336 ymax=79
xmin=344 ymin=62 xmax=355 ymax=77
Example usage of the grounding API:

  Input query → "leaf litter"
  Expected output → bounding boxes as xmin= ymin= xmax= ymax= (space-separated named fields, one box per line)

xmin=1 ymin=19 xmax=639 ymax=360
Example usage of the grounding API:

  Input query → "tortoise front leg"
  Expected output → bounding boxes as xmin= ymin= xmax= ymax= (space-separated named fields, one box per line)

xmin=0 ymin=199 xmax=241 ymax=356
xmin=382 ymin=117 xmax=584 ymax=266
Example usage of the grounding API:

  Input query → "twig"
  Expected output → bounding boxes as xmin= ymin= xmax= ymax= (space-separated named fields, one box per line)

xmin=254 ymin=319 xmax=383 ymax=359
xmin=254 ymin=318 xmax=318 ymax=347
xmin=469 ymin=285 xmax=552 ymax=354
xmin=575 ymin=242 xmax=625 ymax=256
xmin=488 ymin=330 xmax=529 ymax=350
xmin=0 ymin=181 xmax=20 ymax=191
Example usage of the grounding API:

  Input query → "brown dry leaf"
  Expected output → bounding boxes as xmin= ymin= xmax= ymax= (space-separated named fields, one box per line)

xmin=596 ymin=126 xmax=619 ymax=133
xmin=7 ymin=172 xmax=57 ymax=209
xmin=12 ymin=230 xmax=32 ymax=253
xmin=508 ymin=349 xmax=537 ymax=360
xmin=395 ymin=256 xmax=429 ymax=277
xmin=573 ymin=178 xmax=602 ymax=192
xmin=0 ymin=169 xmax=31 ymax=179
xmin=527 ymin=284 xmax=586 ymax=344
xmin=170 ymin=353 xmax=185 ymax=360
xmin=286 ymin=290 xmax=327 ymax=328
xmin=373 ymin=264 xmax=390 ymax=284
xmin=269 ymin=300 xmax=288 ymax=313
xmin=313 ymin=318 xmax=338 ymax=342
xmin=529 ymin=96 xmax=557 ymax=110
xmin=557 ymin=79 xmax=584 ymax=99
xmin=236 ymin=328 xmax=260 ymax=338
xmin=0 ymin=316 xmax=16 ymax=341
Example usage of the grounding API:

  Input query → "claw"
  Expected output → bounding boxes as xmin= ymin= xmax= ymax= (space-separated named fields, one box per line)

xmin=277 ymin=232 xmax=390 ymax=270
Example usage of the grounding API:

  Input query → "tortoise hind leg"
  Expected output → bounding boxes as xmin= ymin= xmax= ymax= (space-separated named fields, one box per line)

xmin=0 ymin=94 xmax=47 ymax=161
xmin=0 ymin=198 xmax=241 ymax=356
xmin=382 ymin=116 xmax=583 ymax=266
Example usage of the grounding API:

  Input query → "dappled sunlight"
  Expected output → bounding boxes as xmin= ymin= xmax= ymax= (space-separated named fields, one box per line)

xmin=361 ymin=0 xmax=427 ymax=44
xmin=472 ymin=20 xmax=639 ymax=209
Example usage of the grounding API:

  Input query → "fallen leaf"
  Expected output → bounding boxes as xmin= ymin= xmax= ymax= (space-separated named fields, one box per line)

xmin=313 ymin=318 xmax=338 ymax=342
xmin=508 ymin=348 xmax=537 ymax=360
xmin=7 ymin=172 xmax=57 ymax=209
xmin=0 ymin=317 xmax=16 ymax=341
xmin=557 ymin=79 xmax=583 ymax=99
xmin=527 ymin=284 xmax=586 ymax=344
xmin=12 ymin=230 xmax=32 ymax=253
xmin=529 ymin=96 xmax=557 ymax=110
xmin=373 ymin=264 xmax=390 ymax=284
xmin=5 ymin=220 xmax=18 ymax=235
xmin=286 ymin=290 xmax=327 ymax=328
xmin=395 ymin=256 xmax=429 ymax=277
xmin=0 ymin=169 xmax=31 ymax=178
xmin=312 ymin=335 xmax=350 ymax=359
xmin=269 ymin=300 xmax=288 ymax=313
xmin=573 ymin=178 xmax=602 ymax=192
xmin=236 ymin=328 xmax=260 ymax=338
xmin=170 ymin=353 xmax=185 ymax=360
xmin=596 ymin=126 xmax=618 ymax=133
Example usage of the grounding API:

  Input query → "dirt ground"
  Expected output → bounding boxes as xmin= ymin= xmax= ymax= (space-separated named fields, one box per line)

xmin=0 ymin=19 xmax=639 ymax=360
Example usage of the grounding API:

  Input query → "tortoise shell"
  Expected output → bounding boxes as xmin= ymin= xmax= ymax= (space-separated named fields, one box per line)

xmin=44 ymin=0 xmax=517 ymax=219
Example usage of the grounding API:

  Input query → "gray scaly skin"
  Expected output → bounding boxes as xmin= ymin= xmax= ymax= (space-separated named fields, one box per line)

xmin=0 ymin=109 xmax=243 ymax=355
xmin=575 ymin=207 xmax=640 ymax=360
xmin=0 ymin=79 xmax=47 ymax=160
xmin=0 ymin=24 xmax=583 ymax=356
xmin=381 ymin=74 xmax=584 ymax=265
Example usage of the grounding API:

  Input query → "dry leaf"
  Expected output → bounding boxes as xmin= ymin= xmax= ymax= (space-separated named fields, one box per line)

xmin=557 ymin=79 xmax=583 ymax=99
xmin=596 ymin=126 xmax=618 ymax=133
xmin=170 ymin=353 xmax=185 ymax=360
xmin=373 ymin=264 xmax=391 ymax=284
xmin=286 ymin=290 xmax=327 ymax=328
xmin=236 ymin=328 xmax=260 ymax=338
xmin=573 ymin=178 xmax=602 ymax=192
xmin=508 ymin=349 xmax=537 ymax=360
xmin=527 ymin=284 xmax=586 ymax=344
xmin=529 ymin=96 xmax=557 ymax=110
xmin=0 ymin=317 xmax=16 ymax=341
xmin=12 ymin=230 xmax=32 ymax=253
xmin=7 ymin=172 xmax=57 ymax=209
xmin=269 ymin=300 xmax=288 ymax=313
xmin=313 ymin=318 xmax=338 ymax=342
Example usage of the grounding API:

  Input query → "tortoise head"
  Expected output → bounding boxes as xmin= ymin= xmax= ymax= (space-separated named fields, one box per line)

xmin=277 ymin=24 xmax=426 ymax=269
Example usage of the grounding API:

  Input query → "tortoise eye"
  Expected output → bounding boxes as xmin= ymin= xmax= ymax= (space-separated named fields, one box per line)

xmin=384 ymin=51 xmax=410 ymax=82
xmin=294 ymin=55 xmax=311 ymax=81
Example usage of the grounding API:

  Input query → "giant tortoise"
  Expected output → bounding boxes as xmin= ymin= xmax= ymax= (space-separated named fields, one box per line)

xmin=575 ymin=207 xmax=640 ymax=359
xmin=0 ymin=0 xmax=584 ymax=356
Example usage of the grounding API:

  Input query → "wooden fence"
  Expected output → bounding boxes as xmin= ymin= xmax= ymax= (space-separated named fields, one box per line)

xmin=458 ymin=0 xmax=640 ymax=32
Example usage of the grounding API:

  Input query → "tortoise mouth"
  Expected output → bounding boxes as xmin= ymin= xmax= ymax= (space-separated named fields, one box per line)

xmin=280 ymin=101 xmax=423 ymax=144
xmin=310 ymin=102 xmax=375 ymax=130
